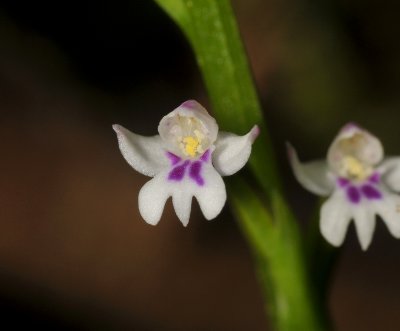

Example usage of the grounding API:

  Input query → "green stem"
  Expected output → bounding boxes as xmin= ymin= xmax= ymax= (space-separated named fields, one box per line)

xmin=230 ymin=181 xmax=327 ymax=331
xmin=153 ymin=1 xmax=332 ymax=330
xmin=155 ymin=0 xmax=279 ymax=195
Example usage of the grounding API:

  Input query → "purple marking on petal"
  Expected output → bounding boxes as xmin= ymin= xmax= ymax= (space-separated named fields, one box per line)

xmin=189 ymin=161 xmax=204 ymax=186
xmin=368 ymin=172 xmax=380 ymax=184
xmin=200 ymin=150 xmax=211 ymax=163
xmin=361 ymin=185 xmax=382 ymax=200
xmin=341 ymin=122 xmax=360 ymax=132
xmin=347 ymin=186 xmax=361 ymax=204
xmin=166 ymin=152 xmax=181 ymax=165
xmin=250 ymin=125 xmax=260 ymax=143
xmin=181 ymin=100 xmax=197 ymax=109
xmin=337 ymin=177 xmax=350 ymax=187
xmin=168 ymin=161 xmax=190 ymax=181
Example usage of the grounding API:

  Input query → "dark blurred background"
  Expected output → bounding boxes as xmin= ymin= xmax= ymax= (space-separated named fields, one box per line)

xmin=1 ymin=0 xmax=400 ymax=330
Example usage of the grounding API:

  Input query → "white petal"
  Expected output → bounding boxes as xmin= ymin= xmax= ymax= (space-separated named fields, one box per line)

xmin=320 ymin=192 xmax=352 ymax=247
xmin=113 ymin=124 xmax=168 ymax=177
xmin=353 ymin=204 xmax=376 ymax=250
xmin=373 ymin=193 xmax=400 ymax=238
xmin=212 ymin=125 xmax=259 ymax=176
xmin=378 ymin=157 xmax=400 ymax=192
xmin=172 ymin=189 xmax=193 ymax=227
xmin=138 ymin=174 xmax=170 ymax=225
xmin=287 ymin=143 xmax=334 ymax=196
xmin=194 ymin=165 xmax=227 ymax=220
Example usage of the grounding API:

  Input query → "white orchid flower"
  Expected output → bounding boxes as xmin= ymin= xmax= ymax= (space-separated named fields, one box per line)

xmin=113 ymin=100 xmax=259 ymax=226
xmin=288 ymin=123 xmax=400 ymax=250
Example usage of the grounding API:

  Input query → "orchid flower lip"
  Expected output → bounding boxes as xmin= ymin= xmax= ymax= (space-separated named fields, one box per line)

xmin=113 ymin=100 xmax=259 ymax=226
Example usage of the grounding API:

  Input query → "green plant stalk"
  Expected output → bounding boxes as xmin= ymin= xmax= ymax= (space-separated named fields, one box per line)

xmin=153 ymin=1 xmax=329 ymax=330
xmin=230 ymin=180 xmax=327 ymax=331
xmin=155 ymin=0 xmax=279 ymax=194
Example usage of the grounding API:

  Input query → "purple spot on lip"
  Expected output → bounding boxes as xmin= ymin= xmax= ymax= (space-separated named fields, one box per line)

xmin=168 ymin=161 xmax=190 ymax=181
xmin=361 ymin=185 xmax=382 ymax=200
xmin=189 ymin=161 xmax=204 ymax=186
xmin=347 ymin=186 xmax=361 ymax=204
xmin=337 ymin=177 xmax=350 ymax=187
xmin=200 ymin=150 xmax=211 ymax=163
xmin=368 ymin=173 xmax=380 ymax=184
xmin=166 ymin=152 xmax=181 ymax=165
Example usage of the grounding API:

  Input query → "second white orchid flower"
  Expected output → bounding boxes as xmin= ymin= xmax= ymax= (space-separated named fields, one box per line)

xmin=114 ymin=100 xmax=259 ymax=226
xmin=289 ymin=123 xmax=400 ymax=250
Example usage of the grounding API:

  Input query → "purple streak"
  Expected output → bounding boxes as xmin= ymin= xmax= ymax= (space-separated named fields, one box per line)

xmin=337 ymin=177 xmax=350 ymax=187
xmin=189 ymin=161 xmax=204 ymax=186
xmin=166 ymin=152 xmax=181 ymax=165
xmin=347 ymin=186 xmax=361 ymax=204
xmin=168 ymin=161 xmax=190 ymax=181
xmin=368 ymin=173 xmax=380 ymax=184
xmin=200 ymin=150 xmax=211 ymax=163
xmin=361 ymin=185 xmax=382 ymax=200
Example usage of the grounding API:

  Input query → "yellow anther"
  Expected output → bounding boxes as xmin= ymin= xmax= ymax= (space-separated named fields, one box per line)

xmin=183 ymin=136 xmax=200 ymax=157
